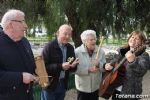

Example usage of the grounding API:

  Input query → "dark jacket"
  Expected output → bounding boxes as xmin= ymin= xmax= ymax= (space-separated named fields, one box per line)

xmin=42 ymin=39 xmax=77 ymax=90
xmin=120 ymin=47 xmax=149 ymax=95
xmin=0 ymin=30 xmax=36 ymax=100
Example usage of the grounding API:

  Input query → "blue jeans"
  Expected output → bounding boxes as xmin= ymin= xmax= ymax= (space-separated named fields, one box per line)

xmin=41 ymin=79 xmax=66 ymax=100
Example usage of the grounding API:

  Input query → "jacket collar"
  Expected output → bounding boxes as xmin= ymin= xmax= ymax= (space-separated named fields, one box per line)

xmin=53 ymin=39 xmax=69 ymax=49
xmin=1 ymin=31 xmax=23 ymax=44
xmin=79 ymin=44 xmax=98 ymax=53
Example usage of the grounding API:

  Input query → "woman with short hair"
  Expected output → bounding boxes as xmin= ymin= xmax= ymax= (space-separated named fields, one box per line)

xmin=75 ymin=30 xmax=112 ymax=100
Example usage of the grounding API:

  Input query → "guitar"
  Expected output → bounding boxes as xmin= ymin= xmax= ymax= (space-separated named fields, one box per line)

xmin=99 ymin=45 xmax=146 ymax=97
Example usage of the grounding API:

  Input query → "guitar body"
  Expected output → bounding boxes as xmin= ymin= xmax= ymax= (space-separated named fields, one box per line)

xmin=99 ymin=73 xmax=111 ymax=97
xmin=110 ymin=63 xmax=118 ymax=84
xmin=99 ymin=70 xmax=118 ymax=97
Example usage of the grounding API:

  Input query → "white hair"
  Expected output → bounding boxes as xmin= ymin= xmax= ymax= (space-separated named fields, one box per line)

xmin=1 ymin=9 xmax=25 ymax=30
xmin=58 ymin=24 xmax=73 ymax=32
xmin=80 ymin=29 xmax=97 ymax=44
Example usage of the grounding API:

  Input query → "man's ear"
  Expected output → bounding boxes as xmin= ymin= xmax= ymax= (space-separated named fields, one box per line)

xmin=56 ymin=30 xmax=59 ymax=36
xmin=8 ymin=21 xmax=14 ymax=29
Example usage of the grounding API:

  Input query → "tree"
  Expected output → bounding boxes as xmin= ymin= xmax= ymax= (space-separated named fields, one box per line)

xmin=0 ymin=0 xmax=150 ymax=47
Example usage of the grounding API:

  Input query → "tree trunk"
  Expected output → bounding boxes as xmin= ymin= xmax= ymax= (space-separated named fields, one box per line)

xmin=64 ymin=0 xmax=82 ymax=48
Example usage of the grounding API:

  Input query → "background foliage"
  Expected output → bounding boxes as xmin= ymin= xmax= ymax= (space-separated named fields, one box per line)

xmin=0 ymin=0 xmax=150 ymax=47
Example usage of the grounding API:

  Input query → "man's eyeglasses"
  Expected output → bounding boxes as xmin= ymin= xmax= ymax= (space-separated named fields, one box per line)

xmin=11 ymin=20 xmax=25 ymax=23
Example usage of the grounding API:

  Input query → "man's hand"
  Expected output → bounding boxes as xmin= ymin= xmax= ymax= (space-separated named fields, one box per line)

xmin=62 ymin=62 xmax=71 ymax=70
xmin=22 ymin=72 xmax=34 ymax=84
xmin=70 ymin=58 xmax=79 ymax=68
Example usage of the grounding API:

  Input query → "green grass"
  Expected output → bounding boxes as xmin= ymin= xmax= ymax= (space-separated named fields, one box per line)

xmin=27 ymin=37 xmax=49 ymax=43
xmin=27 ymin=36 xmax=127 ymax=46
xmin=104 ymin=38 xmax=127 ymax=45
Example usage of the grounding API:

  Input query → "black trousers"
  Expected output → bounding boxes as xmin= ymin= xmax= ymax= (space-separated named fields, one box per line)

xmin=77 ymin=90 xmax=99 ymax=100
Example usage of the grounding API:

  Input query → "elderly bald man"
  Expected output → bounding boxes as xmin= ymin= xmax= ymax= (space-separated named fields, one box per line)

xmin=41 ymin=24 xmax=79 ymax=100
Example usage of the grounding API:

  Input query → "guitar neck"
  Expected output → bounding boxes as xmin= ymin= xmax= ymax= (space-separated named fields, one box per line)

xmin=112 ymin=57 xmax=127 ymax=73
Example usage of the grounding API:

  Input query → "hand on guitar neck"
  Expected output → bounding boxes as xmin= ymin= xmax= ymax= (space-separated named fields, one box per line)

xmin=125 ymin=51 xmax=136 ymax=63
